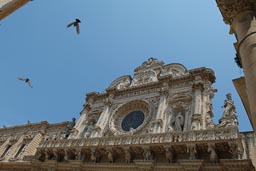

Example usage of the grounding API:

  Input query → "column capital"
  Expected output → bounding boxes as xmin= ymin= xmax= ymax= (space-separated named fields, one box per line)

xmin=216 ymin=0 xmax=256 ymax=25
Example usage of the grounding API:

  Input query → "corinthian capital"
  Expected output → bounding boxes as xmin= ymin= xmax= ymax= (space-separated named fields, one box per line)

xmin=216 ymin=0 xmax=256 ymax=24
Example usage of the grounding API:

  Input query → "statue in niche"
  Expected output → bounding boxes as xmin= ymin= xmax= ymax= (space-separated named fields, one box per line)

xmin=222 ymin=93 xmax=237 ymax=118
xmin=83 ymin=120 xmax=95 ymax=138
xmin=171 ymin=112 xmax=184 ymax=131
xmin=65 ymin=118 xmax=76 ymax=138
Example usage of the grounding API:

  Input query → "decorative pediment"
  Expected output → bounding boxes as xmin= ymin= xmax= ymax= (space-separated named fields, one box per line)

xmin=108 ymin=75 xmax=132 ymax=90
xmin=134 ymin=57 xmax=164 ymax=72
xmin=159 ymin=63 xmax=188 ymax=78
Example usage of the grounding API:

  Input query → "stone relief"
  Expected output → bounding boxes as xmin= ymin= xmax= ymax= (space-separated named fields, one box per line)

xmin=160 ymin=63 xmax=188 ymax=78
xmin=130 ymin=69 xmax=158 ymax=87
xmin=108 ymin=75 xmax=132 ymax=90
xmin=135 ymin=57 xmax=164 ymax=72
xmin=82 ymin=120 xmax=96 ymax=138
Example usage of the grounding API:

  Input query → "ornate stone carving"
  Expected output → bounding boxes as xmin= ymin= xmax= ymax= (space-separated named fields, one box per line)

xmin=143 ymin=147 xmax=152 ymax=160
xmin=208 ymin=143 xmax=218 ymax=163
xmin=109 ymin=100 xmax=152 ymax=135
xmin=165 ymin=146 xmax=174 ymax=163
xmin=131 ymin=69 xmax=158 ymax=87
xmin=218 ymin=93 xmax=238 ymax=128
xmin=108 ymin=75 xmax=132 ymax=90
xmin=187 ymin=144 xmax=197 ymax=160
xmin=216 ymin=0 xmax=256 ymax=25
xmin=65 ymin=118 xmax=76 ymax=138
xmin=160 ymin=63 xmax=188 ymax=78
xmin=229 ymin=142 xmax=243 ymax=159
xmin=106 ymin=148 xmax=114 ymax=163
xmin=124 ymin=148 xmax=132 ymax=163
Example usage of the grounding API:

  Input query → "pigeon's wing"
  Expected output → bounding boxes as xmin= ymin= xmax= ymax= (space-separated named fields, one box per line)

xmin=76 ymin=24 xmax=80 ymax=34
xmin=18 ymin=77 xmax=26 ymax=81
xmin=67 ymin=22 xmax=75 ymax=28
xmin=27 ymin=81 xmax=33 ymax=88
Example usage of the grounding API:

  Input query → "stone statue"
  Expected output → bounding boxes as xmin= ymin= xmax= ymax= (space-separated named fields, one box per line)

xmin=65 ymin=118 xmax=76 ymax=138
xmin=222 ymin=93 xmax=236 ymax=118
xmin=171 ymin=112 xmax=184 ymax=131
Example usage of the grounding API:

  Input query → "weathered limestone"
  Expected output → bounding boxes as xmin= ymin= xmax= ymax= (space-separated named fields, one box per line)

xmin=0 ymin=58 xmax=255 ymax=171
xmin=216 ymin=0 xmax=256 ymax=131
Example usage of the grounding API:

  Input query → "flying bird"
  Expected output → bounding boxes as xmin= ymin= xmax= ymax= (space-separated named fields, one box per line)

xmin=18 ymin=77 xmax=33 ymax=88
xmin=67 ymin=18 xmax=81 ymax=34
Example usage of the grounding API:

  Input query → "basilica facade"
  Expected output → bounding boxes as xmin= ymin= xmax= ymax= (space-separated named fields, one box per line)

xmin=0 ymin=58 xmax=255 ymax=171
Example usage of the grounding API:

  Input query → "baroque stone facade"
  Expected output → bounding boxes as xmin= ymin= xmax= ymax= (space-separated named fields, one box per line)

xmin=0 ymin=58 xmax=255 ymax=171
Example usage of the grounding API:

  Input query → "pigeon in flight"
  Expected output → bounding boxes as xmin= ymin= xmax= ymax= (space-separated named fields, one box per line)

xmin=18 ymin=77 xmax=33 ymax=88
xmin=67 ymin=18 xmax=81 ymax=34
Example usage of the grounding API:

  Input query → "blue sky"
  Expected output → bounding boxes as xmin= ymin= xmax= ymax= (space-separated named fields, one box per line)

xmin=0 ymin=0 xmax=252 ymax=131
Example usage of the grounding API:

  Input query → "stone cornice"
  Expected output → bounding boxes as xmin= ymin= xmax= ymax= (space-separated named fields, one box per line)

xmin=216 ymin=0 xmax=256 ymax=25
xmin=39 ymin=127 xmax=239 ymax=149
xmin=86 ymin=67 xmax=215 ymax=102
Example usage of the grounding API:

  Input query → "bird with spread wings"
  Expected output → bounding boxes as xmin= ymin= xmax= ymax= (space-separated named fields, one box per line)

xmin=67 ymin=18 xmax=81 ymax=34
xmin=18 ymin=77 xmax=33 ymax=88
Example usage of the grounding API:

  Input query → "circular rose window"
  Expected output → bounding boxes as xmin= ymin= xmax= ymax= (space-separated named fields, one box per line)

xmin=121 ymin=110 xmax=145 ymax=131
xmin=109 ymin=100 xmax=152 ymax=135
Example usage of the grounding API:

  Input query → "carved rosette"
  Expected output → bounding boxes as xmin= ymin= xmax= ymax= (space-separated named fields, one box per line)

xmin=216 ymin=0 xmax=256 ymax=24
xmin=109 ymin=100 xmax=153 ymax=135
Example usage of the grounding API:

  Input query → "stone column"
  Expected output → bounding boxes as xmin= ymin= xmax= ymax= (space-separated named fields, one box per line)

xmin=216 ymin=0 xmax=256 ymax=130
xmin=92 ymin=95 xmax=113 ymax=137
xmin=192 ymin=78 xmax=204 ymax=130
xmin=73 ymin=103 xmax=91 ymax=138
xmin=153 ymin=86 xmax=169 ymax=133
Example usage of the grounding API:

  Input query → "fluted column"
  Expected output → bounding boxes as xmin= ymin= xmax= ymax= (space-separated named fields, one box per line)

xmin=153 ymin=85 xmax=169 ymax=133
xmin=73 ymin=103 xmax=91 ymax=138
xmin=216 ymin=0 xmax=256 ymax=130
